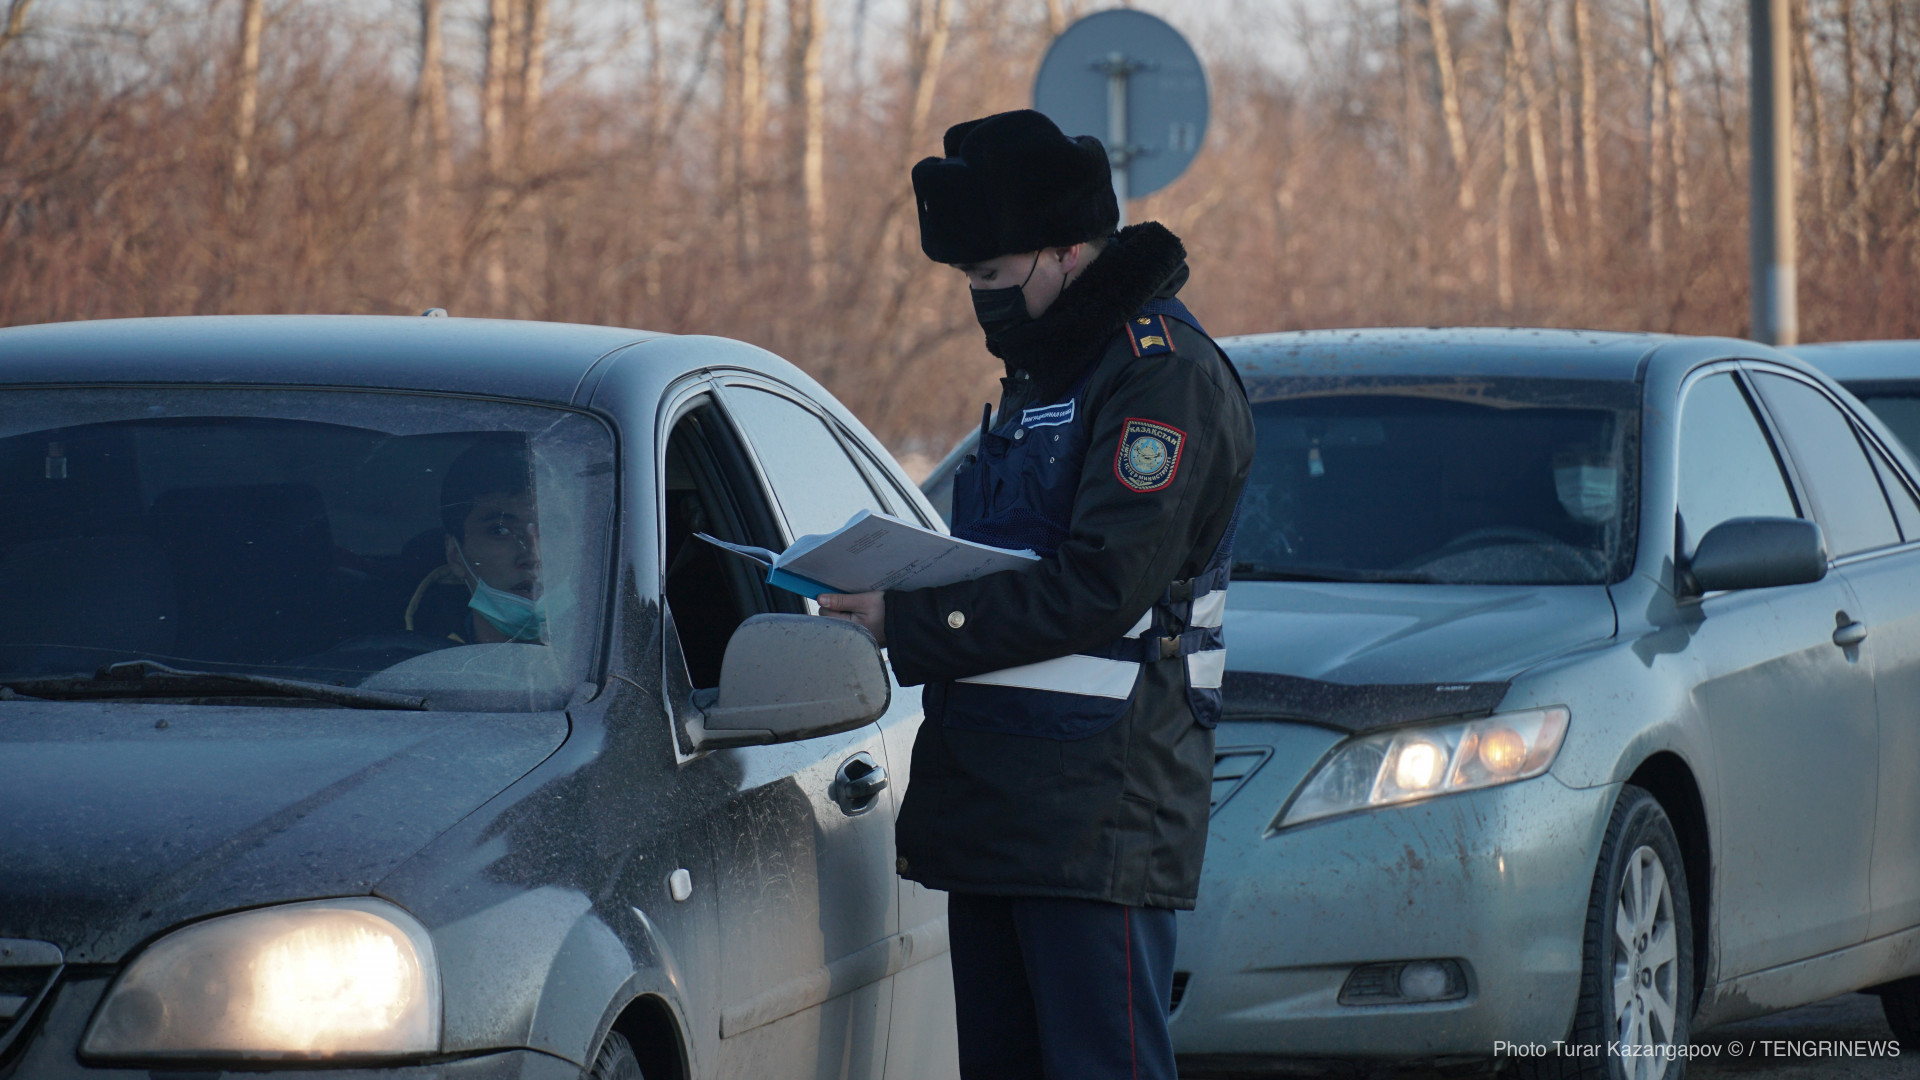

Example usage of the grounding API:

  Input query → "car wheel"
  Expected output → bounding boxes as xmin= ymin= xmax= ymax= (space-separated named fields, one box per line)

xmin=1877 ymin=976 xmax=1920 ymax=1045
xmin=1517 ymin=785 xmax=1693 ymax=1080
xmin=588 ymin=1031 xmax=647 ymax=1080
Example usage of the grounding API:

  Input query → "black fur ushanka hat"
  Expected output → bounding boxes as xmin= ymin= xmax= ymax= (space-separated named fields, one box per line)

xmin=912 ymin=110 xmax=1120 ymax=265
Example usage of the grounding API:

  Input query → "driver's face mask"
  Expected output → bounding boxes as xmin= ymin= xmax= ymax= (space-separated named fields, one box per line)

xmin=454 ymin=541 xmax=553 ymax=643
xmin=1554 ymin=461 xmax=1619 ymax=524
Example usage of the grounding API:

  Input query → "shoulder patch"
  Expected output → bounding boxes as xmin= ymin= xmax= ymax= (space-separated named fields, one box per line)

xmin=1114 ymin=417 xmax=1187 ymax=492
xmin=1126 ymin=314 xmax=1176 ymax=357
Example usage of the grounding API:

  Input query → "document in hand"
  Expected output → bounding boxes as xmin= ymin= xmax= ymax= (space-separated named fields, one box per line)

xmin=695 ymin=510 xmax=1039 ymax=599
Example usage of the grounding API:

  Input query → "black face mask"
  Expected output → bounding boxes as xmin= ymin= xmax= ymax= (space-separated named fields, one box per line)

xmin=970 ymin=253 xmax=1043 ymax=348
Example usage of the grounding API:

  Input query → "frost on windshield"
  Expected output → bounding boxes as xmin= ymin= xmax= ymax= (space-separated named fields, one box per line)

xmin=0 ymin=389 xmax=614 ymax=710
xmin=1234 ymin=377 xmax=1638 ymax=586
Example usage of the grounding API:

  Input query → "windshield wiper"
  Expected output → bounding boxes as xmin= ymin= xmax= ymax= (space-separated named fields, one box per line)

xmin=1232 ymin=563 xmax=1439 ymax=584
xmin=1 ymin=660 xmax=427 ymax=710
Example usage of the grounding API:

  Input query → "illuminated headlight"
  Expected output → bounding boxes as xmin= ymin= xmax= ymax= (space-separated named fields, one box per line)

xmin=82 ymin=898 xmax=439 ymax=1061
xmin=1277 ymin=707 xmax=1570 ymax=828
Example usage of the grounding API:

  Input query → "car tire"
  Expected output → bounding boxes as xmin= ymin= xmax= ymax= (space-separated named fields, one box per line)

xmin=587 ymin=1031 xmax=647 ymax=1080
xmin=1877 ymin=976 xmax=1920 ymax=1045
xmin=1515 ymin=785 xmax=1694 ymax=1080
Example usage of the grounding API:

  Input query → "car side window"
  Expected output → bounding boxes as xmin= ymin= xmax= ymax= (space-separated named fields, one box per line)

xmin=661 ymin=400 xmax=801 ymax=690
xmin=1676 ymin=372 xmax=1798 ymax=555
xmin=1750 ymin=373 xmax=1901 ymax=557
xmin=1864 ymin=438 xmax=1920 ymax=541
xmin=1860 ymin=394 xmax=1920 ymax=460
xmin=722 ymin=385 xmax=892 ymax=538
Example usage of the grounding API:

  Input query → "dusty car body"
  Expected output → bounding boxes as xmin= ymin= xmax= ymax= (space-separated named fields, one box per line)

xmin=0 ymin=316 xmax=959 ymax=1080
xmin=922 ymin=327 xmax=1920 ymax=1075
xmin=1170 ymin=328 xmax=1920 ymax=1075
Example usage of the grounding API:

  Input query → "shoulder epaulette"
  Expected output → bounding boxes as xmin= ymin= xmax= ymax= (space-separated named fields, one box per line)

xmin=1126 ymin=313 xmax=1177 ymax=357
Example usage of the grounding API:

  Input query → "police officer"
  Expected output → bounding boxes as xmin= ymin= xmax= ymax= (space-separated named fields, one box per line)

xmin=820 ymin=109 xmax=1253 ymax=1079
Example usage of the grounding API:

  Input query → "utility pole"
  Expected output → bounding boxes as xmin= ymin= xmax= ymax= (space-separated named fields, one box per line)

xmin=1749 ymin=0 xmax=1796 ymax=345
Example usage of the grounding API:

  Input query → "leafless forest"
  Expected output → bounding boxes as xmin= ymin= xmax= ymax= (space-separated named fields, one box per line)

xmin=5 ymin=0 xmax=1920 ymax=456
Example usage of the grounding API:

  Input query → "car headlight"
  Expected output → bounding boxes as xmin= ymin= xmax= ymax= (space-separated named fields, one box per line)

xmin=82 ymin=897 xmax=439 ymax=1061
xmin=1277 ymin=706 xmax=1570 ymax=828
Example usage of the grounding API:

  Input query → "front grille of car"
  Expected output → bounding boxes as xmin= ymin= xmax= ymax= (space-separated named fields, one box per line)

xmin=1211 ymin=747 xmax=1272 ymax=815
xmin=0 ymin=940 xmax=64 ymax=1066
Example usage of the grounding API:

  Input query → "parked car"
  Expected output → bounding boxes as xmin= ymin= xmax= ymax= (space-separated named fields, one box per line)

xmin=0 ymin=315 xmax=958 ymax=1080
xmin=1792 ymin=340 xmax=1920 ymax=458
xmin=926 ymin=328 xmax=1920 ymax=1076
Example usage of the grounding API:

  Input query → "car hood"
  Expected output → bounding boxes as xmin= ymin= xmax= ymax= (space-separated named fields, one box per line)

xmin=1224 ymin=581 xmax=1617 ymax=688
xmin=0 ymin=701 xmax=567 ymax=962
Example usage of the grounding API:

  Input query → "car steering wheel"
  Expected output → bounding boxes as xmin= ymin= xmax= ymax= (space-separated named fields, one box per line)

xmin=284 ymin=631 xmax=455 ymax=681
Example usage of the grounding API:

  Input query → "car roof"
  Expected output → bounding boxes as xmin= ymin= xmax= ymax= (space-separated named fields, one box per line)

xmin=1222 ymin=327 xmax=1674 ymax=381
xmin=1785 ymin=340 xmax=1920 ymax=385
xmin=0 ymin=316 xmax=663 ymax=405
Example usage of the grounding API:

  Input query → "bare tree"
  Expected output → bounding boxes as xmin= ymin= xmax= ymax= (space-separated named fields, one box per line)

xmin=1644 ymin=0 xmax=1670 ymax=257
xmin=1653 ymin=0 xmax=1689 ymax=232
xmin=1422 ymin=0 xmax=1476 ymax=213
xmin=1498 ymin=0 xmax=1523 ymax=307
xmin=483 ymin=0 xmax=513 ymax=307
xmin=1573 ymin=0 xmax=1600 ymax=234
xmin=520 ymin=0 xmax=548 ymax=151
xmin=1547 ymin=2 xmax=1580 ymax=225
xmin=1510 ymin=0 xmax=1562 ymax=264
xmin=1398 ymin=0 xmax=1430 ymax=268
xmin=231 ymin=0 xmax=264 ymax=194
xmin=739 ymin=0 xmax=766 ymax=261
xmin=0 ymin=0 xmax=34 ymax=54
xmin=905 ymin=0 xmax=954 ymax=154
xmin=1686 ymin=0 xmax=1740 ymax=184
xmin=788 ymin=0 xmax=827 ymax=294
xmin=414 ymin=0 xmax=451 ymax=186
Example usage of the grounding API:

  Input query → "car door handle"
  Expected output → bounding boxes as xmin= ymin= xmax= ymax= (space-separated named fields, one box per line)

xmin=831 ymin=753 xmax=889 ymax=815
xmin=1834 ymin=620 xmax=1869 ymax=648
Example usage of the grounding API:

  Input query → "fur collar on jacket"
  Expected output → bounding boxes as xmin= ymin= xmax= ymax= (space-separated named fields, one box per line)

xmin=988 ymin=221 xmax=1190 ymax=401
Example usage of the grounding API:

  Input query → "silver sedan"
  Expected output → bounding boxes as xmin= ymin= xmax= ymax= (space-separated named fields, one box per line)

xmin=1027 ymin=329 xmax=1917 ymax=1079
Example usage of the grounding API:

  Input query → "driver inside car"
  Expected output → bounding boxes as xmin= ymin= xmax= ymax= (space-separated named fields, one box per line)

xmin=407 ymin=438 xmax=551 ymax=645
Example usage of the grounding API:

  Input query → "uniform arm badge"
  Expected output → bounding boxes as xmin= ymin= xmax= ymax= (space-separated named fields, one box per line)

xmin=1115 ymin=418 xmax=1186 ymax=492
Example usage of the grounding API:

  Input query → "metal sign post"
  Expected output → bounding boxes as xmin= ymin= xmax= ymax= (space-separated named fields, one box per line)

xmin=1036 ymin=11 xmax=1208 ymax=226
xmin=1097 ymin=53 xmax=1134 ymax=214
xmin=1750 ymin=0 xmax=1797 ymax=346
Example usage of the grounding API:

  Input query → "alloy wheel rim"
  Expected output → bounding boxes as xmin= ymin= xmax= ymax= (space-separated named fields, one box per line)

xmin=1612 ymin=843 xmax=1681 ymax=1080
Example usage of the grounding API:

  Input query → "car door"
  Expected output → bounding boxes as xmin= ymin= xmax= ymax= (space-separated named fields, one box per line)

xmin=1673 ymin=368 xmax=1878 ymax=979
xmin=656 ymin=386 xmax=900 ymax=1079
xmin=1748 ymin=368 xmax=1920 ymax=942
xmin=712 ymin=378 xmax=959 ymax=1080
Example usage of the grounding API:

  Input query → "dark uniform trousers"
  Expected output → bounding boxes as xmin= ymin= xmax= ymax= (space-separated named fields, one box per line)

xmin=884 ymin=223 xmax=1254 ymax=1080
xmin=949 ymin=894 xmax=1178 ymax=1080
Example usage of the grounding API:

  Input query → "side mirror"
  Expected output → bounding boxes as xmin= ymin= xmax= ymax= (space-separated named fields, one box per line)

xmin=1680 ymin=516 xmax=1827 ymax=597
xmin=685 ymin=614 xmax=891 ymax=750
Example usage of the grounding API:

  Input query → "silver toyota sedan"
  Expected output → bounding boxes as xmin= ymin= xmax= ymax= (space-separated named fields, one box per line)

xmin=929 ymin=328 xmax=1920 ymax=1078
xmin=1169 ymin=329 xmax=1920 ymax=1078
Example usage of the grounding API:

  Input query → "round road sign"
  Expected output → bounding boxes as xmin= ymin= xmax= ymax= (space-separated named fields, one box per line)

xmin=1033 ymin=9 xmax=1209 ymax=201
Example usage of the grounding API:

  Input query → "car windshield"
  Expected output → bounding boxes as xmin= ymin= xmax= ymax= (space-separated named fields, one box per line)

xmin=0 ymin=388 xmax=614 ymax=710
xmin=1233 ymin=376 xmax=1638 ymax=585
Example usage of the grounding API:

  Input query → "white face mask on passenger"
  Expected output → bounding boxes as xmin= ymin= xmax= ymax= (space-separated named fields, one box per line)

xmin=1554 ymin=465 xmax=1618 ymax=524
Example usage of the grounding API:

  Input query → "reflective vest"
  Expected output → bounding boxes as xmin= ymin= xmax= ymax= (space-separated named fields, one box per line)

xmin=944 ymin=298 xmax=1244 ymax=740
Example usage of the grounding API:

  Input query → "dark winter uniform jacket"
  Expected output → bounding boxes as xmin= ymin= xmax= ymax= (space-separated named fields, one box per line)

xmin=884 ymin=222 xmax=1254 ymax=910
